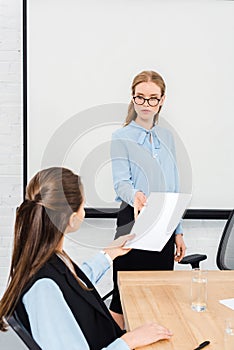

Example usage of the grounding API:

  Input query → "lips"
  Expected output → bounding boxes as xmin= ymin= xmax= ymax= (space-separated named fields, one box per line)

xmin=141 ymin=109 xmax=151 ymax=113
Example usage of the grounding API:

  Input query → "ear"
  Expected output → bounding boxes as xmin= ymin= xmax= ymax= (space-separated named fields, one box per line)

xmin=68 ymin=212 xmax=77 ymax=229
xmin=159 ymin=94 xmax=166 ymax=106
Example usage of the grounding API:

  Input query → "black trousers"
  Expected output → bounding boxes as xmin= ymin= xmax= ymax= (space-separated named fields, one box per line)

xmin=109 ymin=201 xmax=175 ymax=314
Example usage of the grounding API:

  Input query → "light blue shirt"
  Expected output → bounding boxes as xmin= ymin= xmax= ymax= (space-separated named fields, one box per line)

xmin=23 ymin=252 xmax=130 ymax=350
xmin=111 ymin=121 xmax=183 ymax=234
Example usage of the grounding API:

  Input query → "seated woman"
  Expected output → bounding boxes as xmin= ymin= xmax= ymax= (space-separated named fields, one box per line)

xmin=0 ymin=167 xmax=172 ymax=350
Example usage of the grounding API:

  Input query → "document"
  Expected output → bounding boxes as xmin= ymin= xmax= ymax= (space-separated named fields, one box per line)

xmin=125 ymin=192 xmax=192 ymax=251
xmin=219 ymin=298 xmax=234 ymax=311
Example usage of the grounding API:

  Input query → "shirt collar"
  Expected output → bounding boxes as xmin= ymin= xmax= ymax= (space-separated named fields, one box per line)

xmin=129 ymin=121 xmax=160 ymax=149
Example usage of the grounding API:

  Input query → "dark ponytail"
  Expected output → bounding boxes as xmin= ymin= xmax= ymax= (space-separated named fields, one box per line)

xmin=0 ymin=167 xmax=83 ymax=331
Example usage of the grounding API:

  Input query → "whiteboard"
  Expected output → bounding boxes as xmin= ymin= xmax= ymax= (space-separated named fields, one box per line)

xmin=25 ymin=0 xmax=234 ymax=210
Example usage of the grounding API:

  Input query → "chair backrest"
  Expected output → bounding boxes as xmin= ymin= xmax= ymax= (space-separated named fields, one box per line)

xmin=216 ymin=210 xmax=234 ymax=270
xmin=7 ymin=311 xmax=42 ymax=350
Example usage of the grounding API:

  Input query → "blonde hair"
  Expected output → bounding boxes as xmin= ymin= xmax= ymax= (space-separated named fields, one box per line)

xmin=124 ymin=70 xmax=166 ymax=126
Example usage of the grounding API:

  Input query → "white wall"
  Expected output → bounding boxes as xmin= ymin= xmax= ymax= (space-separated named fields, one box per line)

xmin=0 ymin=0 xmax=23 ymax=294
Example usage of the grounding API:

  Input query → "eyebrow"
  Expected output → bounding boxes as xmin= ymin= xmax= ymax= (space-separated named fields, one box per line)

xmin=136 ymin=92 xmax=161 ymax=97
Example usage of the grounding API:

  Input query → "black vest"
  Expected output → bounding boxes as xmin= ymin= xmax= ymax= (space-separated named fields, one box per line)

xmin=15 ymin=254 xmax=125 ymax=350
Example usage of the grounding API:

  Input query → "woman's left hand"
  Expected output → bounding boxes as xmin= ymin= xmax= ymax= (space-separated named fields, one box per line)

xmin=104 ymin=234 xmax=135 ymax=261
xmin=174 ymin=234 xmax=186 ymax=262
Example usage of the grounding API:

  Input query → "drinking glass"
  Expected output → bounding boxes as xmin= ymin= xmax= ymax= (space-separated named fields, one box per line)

xmin=191 ymin=269 xmax=207 ymax=312
xmin=224 ymin=318 xmax=234 ymax=349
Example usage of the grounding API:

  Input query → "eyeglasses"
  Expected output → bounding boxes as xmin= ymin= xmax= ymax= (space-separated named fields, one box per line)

xmin=133 ymin=95 xmax=161 ymax=107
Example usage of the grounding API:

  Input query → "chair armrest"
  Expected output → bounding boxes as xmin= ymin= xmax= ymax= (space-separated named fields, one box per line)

xmin=179 ymin=254 xmax=207 ymax=269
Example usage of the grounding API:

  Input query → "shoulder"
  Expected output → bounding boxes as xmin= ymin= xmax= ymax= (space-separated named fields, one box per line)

xmin=112 ymin=123 xmax=143 ymax=141
xmin=22 ymin=255 xmax=67 ymax=296
xmin=154 ymin=125 xmax=174 ymax=143
xmin=112 ymin=125 xmax=132 ymax=139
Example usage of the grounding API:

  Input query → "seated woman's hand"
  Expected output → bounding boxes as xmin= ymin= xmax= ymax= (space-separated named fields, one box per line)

xmin=103 ymin=234 xmax=135 ymax=261
xmin=121 ymin=322 xmax=173 ymax=349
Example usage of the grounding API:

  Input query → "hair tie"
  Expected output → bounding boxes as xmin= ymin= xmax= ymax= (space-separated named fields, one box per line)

xmin=26 ymin=199 xmax=44 ymax=207
xmin=36 ymin=201 xmax=44 ymax=207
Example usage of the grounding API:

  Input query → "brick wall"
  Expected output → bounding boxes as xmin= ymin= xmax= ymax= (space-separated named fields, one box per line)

xmin=0 ymin=0 xmax=22 ymax=295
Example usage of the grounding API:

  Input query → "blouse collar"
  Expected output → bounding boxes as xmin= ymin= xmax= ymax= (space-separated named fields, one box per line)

xmin=129 ymin=121 xmax=161 ymax=150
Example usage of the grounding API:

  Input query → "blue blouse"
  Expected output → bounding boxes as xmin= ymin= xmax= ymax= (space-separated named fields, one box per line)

xmin=111 ymin=121 xmax=182 ymax=234
xmin=23 ymin=252 xmax=130 ymax=350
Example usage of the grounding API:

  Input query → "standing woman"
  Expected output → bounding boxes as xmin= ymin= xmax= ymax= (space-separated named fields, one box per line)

xmin=0 ymin=167 xmax=172 ymax=349
xmin=110 ymin=70 xmax=186 ymax=328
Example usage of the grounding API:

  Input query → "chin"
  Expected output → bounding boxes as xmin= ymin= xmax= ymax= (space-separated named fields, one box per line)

xmin=140 ymin=114 xmax=153 ymax=121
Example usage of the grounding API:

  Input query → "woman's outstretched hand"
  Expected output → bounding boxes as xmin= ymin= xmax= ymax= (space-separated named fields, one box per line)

xmin=103 ymin=234 xmax=135 ymax=261
xmin=121 ymin=322 xmax=173 ymax=349
xmin=134 ymin=191 xmax=147 ymax=219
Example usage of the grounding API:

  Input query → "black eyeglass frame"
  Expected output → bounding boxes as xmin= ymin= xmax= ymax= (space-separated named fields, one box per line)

xmin=133 ymin=95 xmax=161 ymax=107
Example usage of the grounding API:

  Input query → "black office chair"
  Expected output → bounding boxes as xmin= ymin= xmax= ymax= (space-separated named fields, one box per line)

xmin=179 ymin=210 xmax=234 ymax=270
xmin=7 ymin=310 xmax=42 ymax=350
xmin=216 ymin=210 xmax=234 ymax=269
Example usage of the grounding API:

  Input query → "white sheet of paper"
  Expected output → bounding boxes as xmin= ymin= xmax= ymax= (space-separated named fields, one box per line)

xmin=219 ymin=298 xmax=234 ymax=310
xmin=125 ymin=192 xmax=192 ymax=251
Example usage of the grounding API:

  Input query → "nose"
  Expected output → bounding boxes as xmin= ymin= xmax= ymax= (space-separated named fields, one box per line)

xmin=143 ymin=99 xmax=150 ymax=107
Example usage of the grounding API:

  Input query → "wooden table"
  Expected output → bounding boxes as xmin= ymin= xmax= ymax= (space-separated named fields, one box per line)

xmin=118 ymin=270 xmax=234 ymax=349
